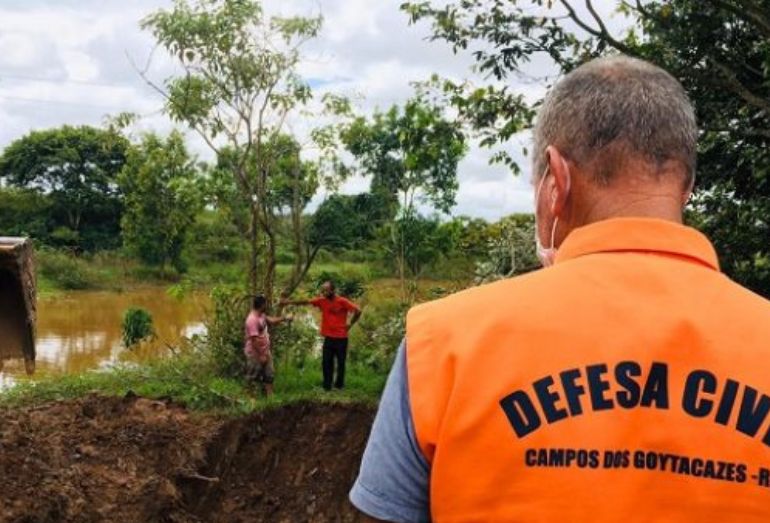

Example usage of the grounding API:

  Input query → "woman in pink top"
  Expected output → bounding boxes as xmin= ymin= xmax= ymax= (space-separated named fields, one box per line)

xmin=244 ymin=295 xmax=292 ymax=397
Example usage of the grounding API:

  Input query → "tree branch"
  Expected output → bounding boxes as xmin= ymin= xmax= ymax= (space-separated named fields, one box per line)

xmin=558 ymin=0 xmax=636 ymax=56
xmin=711 ymin=59 xmax=770 ymax=114
xmin=585 ymin=0 xmax=613 ymax=40
xmin=632 ymin=0 xmax=654 ymax=20
xmin=130 ymin=53 xmax=223 ymax=158
xmin=727 ymin=0 xmax=770 ymax=38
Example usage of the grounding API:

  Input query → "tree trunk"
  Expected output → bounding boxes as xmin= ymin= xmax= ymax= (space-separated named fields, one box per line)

xmin=284 ymin=165 xmax=312 ymax=297
xmin=284 ymin=244 xmax=320 ymax=298
xmin=263 ymin=224 xmax=277 ymax=305
xmin=248 ymin=203 xmax=260 ymax=295
xmin=397 ymin=214 xmax=408 ymax=302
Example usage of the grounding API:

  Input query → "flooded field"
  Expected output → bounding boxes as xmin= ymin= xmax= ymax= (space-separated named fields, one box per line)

xmin=0 ymin=287 xmax=208 ymax=388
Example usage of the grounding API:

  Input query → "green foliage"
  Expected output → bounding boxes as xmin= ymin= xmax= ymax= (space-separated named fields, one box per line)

xmin=0 ymin=188 xmax=52 ymax=240
xmin=187 ymin=209 xmax=245 ymax=264
xmin=309 ymin=192 xmax=395 ymax=252
xmin=0 ymin=354 xmax=386 ymax=413
xmin=122 ymin=308 xmax=154 ymax=348
xmin=349 ymin=299 xmax=408 ymax=373
xmin=142 ymin=0 xmax=320 ymax=138
xmin=142 ymin=0 xmax=337 ymax=299
xmin=311 ymin=270 xmax=367 ymax=299
xmin=270 ymin=315 xmax=318 ymax=370
xmin=341 ymin=97 xmax=467 ymax=215
xmin=119 ymin=131 xmax=203 ymax=273
xmin=0 ymin=125 xmax=128 ymax=251
xmin=425 ymin=216 xmax=498 ymax=281
xmin=204 ymin=286 xmax=250 ymax=379
xmin=475 ymin=214 xmax=538 ymax=283
xmin=380 ymin=212 xmax=458 ymax=279
xmin=37 ymin=248 xmax=104 ymax=290
xmin=341 ymin=96 xmax=467 ymax=292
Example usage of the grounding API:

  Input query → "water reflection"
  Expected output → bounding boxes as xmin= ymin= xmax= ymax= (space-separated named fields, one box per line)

xmin=0 ymin=287 xmax=208 ymax=386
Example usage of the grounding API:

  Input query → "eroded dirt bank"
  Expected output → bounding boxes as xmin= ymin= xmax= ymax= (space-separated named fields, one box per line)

xmin=0 ymin=394 xmax=375 ymax=522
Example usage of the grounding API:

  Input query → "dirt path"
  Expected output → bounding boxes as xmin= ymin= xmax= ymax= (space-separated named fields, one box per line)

xmin=0 ymin=394 xmax=375 ymax=522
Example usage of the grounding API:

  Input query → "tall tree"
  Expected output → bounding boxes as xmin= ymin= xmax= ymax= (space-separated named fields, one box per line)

xmin=341 ymin=97 xmax=467 ymax=294
xmin=119 ymin=131 xmax=202 ymax=274
xmin=308 ymin=192 xmax=396 ymax=254
xmin=402 ymin=0 xmax=770 ymax=297
xmin=141 ymin=0 xmax=342 ymax=301
xmin=211 ymin=134 xmax=321 ymax=297
xmin=0 ymin=188 xmax=53 ymax=241
xmin=0 ymin=125 xmax=128 ymax=251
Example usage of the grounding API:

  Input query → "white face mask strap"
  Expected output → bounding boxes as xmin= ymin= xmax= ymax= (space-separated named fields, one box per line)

xmin=549 ymin=217 xmax=559 ymax=250
xmin=536 ymin=164 xmax=558 ymax=249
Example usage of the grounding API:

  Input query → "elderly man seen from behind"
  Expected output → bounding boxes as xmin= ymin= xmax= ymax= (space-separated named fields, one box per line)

xmin=349 ymin=55 xmax=770 ymax=522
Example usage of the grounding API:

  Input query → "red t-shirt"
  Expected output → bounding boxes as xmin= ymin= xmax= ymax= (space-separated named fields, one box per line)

xmin=311 ymin=296 xmax=360 ymax=339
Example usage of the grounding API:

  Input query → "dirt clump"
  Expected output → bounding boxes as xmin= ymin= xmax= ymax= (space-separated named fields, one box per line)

xmin=0 ymin=394 xmax=375 ymax=522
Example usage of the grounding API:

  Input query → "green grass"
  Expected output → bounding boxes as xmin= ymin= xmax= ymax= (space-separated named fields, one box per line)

xmin=0 ymin=354 xmax=386 ymax=415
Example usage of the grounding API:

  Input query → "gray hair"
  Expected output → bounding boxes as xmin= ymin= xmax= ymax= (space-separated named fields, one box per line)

xmin=532 ymin=55 xmax=697 ymax=185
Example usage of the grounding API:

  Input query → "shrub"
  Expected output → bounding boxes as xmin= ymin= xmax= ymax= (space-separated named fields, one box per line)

xmin=349 ymin=299 xmax=408 ymax=372
xmin=203 ymin=287 xmax=322 ymax=380
xmin=311 ymin=270 xmax=366 ymax=299
xmin=37 ymin=248 xmax=103 ymax=290
xmin=270 ymin=313 xmax=319 ymax=370
xmin=122 ymin=308 xmax=154 ymax=347
xmin=204 ymin=286 xmax=250 ymax=379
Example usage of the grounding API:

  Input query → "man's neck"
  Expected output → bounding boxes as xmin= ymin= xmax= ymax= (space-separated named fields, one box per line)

xmin=579 ymin=194 xmax=685 ymax=226
xmin=568 ymin=172 xmax=687 ymax=233
xmin=565 ymin=165 xmax=689 ymax=233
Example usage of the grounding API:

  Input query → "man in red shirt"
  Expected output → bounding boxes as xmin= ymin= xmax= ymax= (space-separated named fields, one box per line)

xmin=282 ymin=281 xmax=361 ymax=390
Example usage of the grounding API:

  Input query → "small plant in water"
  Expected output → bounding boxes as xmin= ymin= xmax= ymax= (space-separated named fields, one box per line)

xmin=122 ymin=308 xmax=155 ymax=348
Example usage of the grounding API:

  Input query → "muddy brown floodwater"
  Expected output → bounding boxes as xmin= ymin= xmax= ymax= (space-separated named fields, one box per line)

xmin=0 ymin=287 xmax=208 ymax=388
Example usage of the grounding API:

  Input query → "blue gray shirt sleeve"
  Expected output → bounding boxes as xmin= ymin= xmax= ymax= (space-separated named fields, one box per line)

xmin=349 ymin=341 xmax=431 ymax=522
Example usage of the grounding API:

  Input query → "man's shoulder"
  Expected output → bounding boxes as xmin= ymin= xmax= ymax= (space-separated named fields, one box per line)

xmin=717 ymin=274 xmax=770 ymax=321
xmin=408 ymin=268 xmax=554 ymax=323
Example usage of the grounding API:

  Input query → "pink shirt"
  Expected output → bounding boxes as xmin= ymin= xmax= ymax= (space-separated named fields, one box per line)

xmin=244 ymin=311 xmax=270 ymax=359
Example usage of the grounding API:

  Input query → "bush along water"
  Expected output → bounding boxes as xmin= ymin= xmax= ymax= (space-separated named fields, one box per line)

xmin=122 ymin=308 xmax=155 ymax=348
xmin=204 ymin=286 xmax=251 ymax=379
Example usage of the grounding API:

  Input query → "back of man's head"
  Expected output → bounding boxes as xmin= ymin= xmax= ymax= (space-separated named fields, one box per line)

xmin=533 ymin=55 xmax=697 ymax=187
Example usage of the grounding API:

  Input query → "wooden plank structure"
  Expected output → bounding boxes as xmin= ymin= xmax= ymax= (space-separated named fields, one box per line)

xmin=0 ymin=238 xmax=36 ymax=375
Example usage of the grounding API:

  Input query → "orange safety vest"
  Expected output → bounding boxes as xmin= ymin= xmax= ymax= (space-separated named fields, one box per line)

xmin=406 ymin=217 xmax=770 ymax=522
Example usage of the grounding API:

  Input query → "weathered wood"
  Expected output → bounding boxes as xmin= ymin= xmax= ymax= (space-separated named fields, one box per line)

xmin=0 ymin=237 xmax=36 ymax=374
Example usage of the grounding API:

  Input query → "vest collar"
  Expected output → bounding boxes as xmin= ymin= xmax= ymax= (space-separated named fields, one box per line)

xmin=554 ymin=217 xmax=720 ymax=271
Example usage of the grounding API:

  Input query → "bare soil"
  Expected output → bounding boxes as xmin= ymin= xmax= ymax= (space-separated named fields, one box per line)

xmin=0 ymin=394 xmax=375 ymax=522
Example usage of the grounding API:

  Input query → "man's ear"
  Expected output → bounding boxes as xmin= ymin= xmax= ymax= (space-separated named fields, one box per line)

xmin=545 ymin=145 xmax=571 ymax=217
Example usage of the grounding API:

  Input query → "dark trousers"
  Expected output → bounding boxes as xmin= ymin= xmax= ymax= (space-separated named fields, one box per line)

xmin=322 ymin=337 xmax=348 ymax=390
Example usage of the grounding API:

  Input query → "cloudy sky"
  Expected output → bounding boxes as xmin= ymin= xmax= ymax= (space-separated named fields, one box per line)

xmin=0 ymin=0 xmax=596 ymax=219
